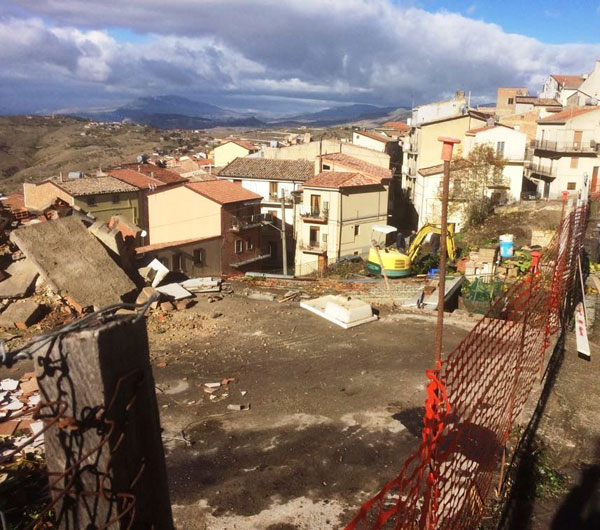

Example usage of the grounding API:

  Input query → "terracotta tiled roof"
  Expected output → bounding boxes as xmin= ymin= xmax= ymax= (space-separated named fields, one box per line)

xmin=217 ymin=139 xmax=257 ymax=152
xmin=108 ymin=169 xmax=165 ymax=189
xmin=136 ymin=235 xmax=221 ymax=254
xmin=1 ymin=193 xmax=27 ymax=213
xmin=185 ymin=180 xmax=262 ymax=204
xmin=355 ymin=130 xmax=392 ymax=143
xmin=56 ymin=177 xmax=138 ymax=196
xmin=121 ymin=163 xmax=187 ymax=184
xmin=515 ymin=96 xmax=561 ymax=106
xmin=538 ymin=106 xmax=600 ymax=123
xmin=551 ymin=75 xmax=585 ymax=89
xmin=304 ymin=172 xmax=381 ymax=189
xmin=218 ymin=158 xmax=313 ymax=182
xmin=466 ymin=123 xmax=514 ymax=135
xmin=197 ymin=158 xmax=214 ymax=166
xmin=382 ymin=121 xmax=411 ymax=132
xmin=320 ymin=153 xmax=392 ymax=182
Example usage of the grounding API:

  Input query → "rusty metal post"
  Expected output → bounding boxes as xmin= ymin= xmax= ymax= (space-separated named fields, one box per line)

xmin=433 ymin=137 xmax=460 ymax=367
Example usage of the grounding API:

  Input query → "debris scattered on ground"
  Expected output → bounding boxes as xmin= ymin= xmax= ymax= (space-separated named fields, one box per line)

xmin=0 ymin=299 xmax=44 ymax=329
xmin=248 ymin=292 xmax=276 ymax=302
xmin=180 ymin=277 xmax=221 ymax=293
xmin=227 ymin=404 xmax=251 ymax=411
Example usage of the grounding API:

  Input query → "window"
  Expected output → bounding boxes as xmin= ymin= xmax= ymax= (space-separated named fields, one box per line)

xmin=322 ymin=233 xmax=328 ymax=243
xmin=322 ymin=163 xmax=332 ymax=171
xmin=567 ymin=182 xmax=576 ymax=190
xmin=310 ymin=194 xmax=321 ymax=215
xmin=234 ymin=239 xmax=243 ymax=253
xmin=172 ymin=253 xmax=181 ymax=271
xmin=507 ymin=97 xmax=514 ymax=105
xmin=496 ymin=141 xmax=505 ymax=157
xmin=571 ymin=157 xmax=579 ymax=169
xmin=309 ymin=227 xmax=319 ymax=247
xmin=269 ymin=181 xmax=278 ymax=200
xmin=354 ymin=225 xmax=360 ymax=237
xmin=86 ymin=195 xmax=96 ymax=206
xmin=233 ymin=179 xmax=242 ymax=185
xmin=112 ymin=194 xmax=120 ymax=204
xmin=246 ymin=240 xmax=254 ymax=250
xmin=193 ymin=248 xmax=204 ymax=265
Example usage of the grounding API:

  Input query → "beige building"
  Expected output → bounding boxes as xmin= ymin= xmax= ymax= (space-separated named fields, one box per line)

xmin=294 ymin=171 xmax=389 ymax=276
xmin=528 ymin=106 xmax=600 ymax=198
xmin=567 ymin=60 xmax=600 ymax=106
xmin=496 ymin=87 xmax=528 ymax=117
xmin=404 ymin=111 xmax=489 ymax=201
xmin=24 ymin=177 xmax=141 ymax=225
xmin=352 ymin=130 xmax=393 ymax=152
xmin=540 ymin=74 xmax=585 ymax=106
xmin=213 ymin=140 xmax=258 ymax=168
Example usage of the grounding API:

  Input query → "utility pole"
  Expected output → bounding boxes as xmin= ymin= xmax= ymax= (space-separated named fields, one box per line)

xmin=281 ymin=194 xmax=288 ymax=275
xmin=434 ymin=136 xmax=460 ymax=367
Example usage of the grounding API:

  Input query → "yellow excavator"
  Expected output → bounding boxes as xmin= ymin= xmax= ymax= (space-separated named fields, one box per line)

xmin=365 ymin=223 xmax=456 ymax=278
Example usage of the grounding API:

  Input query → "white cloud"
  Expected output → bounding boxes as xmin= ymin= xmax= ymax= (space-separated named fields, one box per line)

xmin=1 ymin=1 xmax=599 ymax=113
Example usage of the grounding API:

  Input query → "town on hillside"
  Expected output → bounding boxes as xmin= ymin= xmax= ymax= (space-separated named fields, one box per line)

xmin=1 ymin=61 xmax=599 ymax=529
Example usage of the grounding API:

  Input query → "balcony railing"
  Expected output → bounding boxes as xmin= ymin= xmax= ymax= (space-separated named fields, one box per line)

xmin=230 ymin=213 xmax=267 ymax=232
xmin=534 ymin=139 xmax=599 ymax=153
xmin=300 ymin=208 xmax=329 ymax=222
xmin=299 ymin=241 xmax=327 ymax=253
xmin=526 ymin=163 xmax=557 ymax=179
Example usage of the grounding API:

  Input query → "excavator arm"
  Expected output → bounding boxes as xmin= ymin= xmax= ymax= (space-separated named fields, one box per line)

xmin=407 ymin=223 xmax=456 ymax=263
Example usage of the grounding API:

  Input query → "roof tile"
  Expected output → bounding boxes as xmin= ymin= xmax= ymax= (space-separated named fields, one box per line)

xmin=320 ymin=153 xmax=391 ymax=182
xmin=185 ymin=180 xmax=262 ymax=204
xmin=218 ymin=158 xmax=314 ymax=182
xmin=304 ymin=172 xmax=381 ymax=189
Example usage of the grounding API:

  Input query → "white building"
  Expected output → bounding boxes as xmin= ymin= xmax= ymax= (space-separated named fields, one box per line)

xmin=568 ymin=60 xmax=600 ymax=106
xmin=463 ymin=124 xmax=528 ymax=202
xmin=352 ymin=130 xmax=393 ymax=152
xmin=217 ymin=158 xmax=314 ymax=266
xmin=529 ymin=106 xmax=600 ymax=199
xmin=540 ymin=74 xmax=585 ymax=106
xmin=411 ymin=91 xmax=467 ymax=126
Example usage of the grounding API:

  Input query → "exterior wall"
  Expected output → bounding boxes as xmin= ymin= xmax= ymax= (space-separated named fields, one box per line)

xmin=352 ymin=132 xmax=388 ymax=152
xmin=23 ymin=181 xmax=75 ymax=210
xmin=464 ymin=127 xmax=527 ymax=202
xmin=412 ymin=95 xmax=467 ymax=126
xmin=414 ymin=172 xmax=467 ymax=230
xmin=140 ymin=237 xmax=222 ymax=277
xmin=413 ymin=114 xmax=487 ymax=172
xmin=261 ymin=139 xmax=390 ymax=169
xmin=294 ymin=185 xmax=388 ymax=276
xmin=496 ymin=88 xmax=527 ymax=117
xmin=499 ymin=111 xmax=540 ymax=140
xmin=214 ymin=143 xmax=251 ymax=167
xmin=73 ymin=192 xmax=140 ymax=226
xmin=540 ymin=77 xmax=559 ymax=100
xmin=147 ymin=186 xmax=221 ymax=245
xmin=221 ymin=202 xmax=264 ymax=274
xmin=578 ymin=60 xmax=600 ymax=100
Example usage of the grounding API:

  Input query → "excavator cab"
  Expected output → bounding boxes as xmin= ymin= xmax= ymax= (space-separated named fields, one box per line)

xmin=365 ymin=225 xmax=412 ymax=277
xmin=365 ymin=223 xmax=456 ymax=278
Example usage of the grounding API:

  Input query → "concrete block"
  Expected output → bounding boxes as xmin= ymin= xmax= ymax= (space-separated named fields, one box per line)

xmin=0 ymin=300 xmax=43 ymax=329
xmin=0 ymin=260 xmax=39 ymax=299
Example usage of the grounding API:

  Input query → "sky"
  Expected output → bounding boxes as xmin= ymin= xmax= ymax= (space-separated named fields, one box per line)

xmin=1 ymin=0 xmax=600 ymax=115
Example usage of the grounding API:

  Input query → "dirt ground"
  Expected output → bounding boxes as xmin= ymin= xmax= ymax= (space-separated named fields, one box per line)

xmin=145 ymin=288 xmax=474 ymax=529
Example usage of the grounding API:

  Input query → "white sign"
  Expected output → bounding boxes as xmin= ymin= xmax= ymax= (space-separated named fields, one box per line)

xmin=575 ymin=302 xmax=591 ymax=361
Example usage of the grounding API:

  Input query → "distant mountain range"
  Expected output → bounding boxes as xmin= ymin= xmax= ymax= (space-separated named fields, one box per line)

xmin=72 ymin=95 xmax=407 ymax=130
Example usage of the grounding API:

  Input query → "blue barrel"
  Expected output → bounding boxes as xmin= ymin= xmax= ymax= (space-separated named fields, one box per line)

xmin=499 ymin=234 xmax=514 ymax=258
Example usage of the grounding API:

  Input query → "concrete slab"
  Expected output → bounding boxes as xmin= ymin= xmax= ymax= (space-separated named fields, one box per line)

xmin=0 ymin=260 xmax=39 ymax=299
xmin=0 ymin=300 xmax=43 ymax=329
xmin=10 ymin=217 xmax=136 ymax=311
xmin=300 ymin=295 xmax=377 ymax=329
xmin=156 ymin=283 xmax=193 ymax=301
xmin=422 ymin=275 xmax=465 ymax=310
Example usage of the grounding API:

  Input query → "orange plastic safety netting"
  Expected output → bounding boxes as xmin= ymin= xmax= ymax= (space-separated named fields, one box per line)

xmin=344 ymin=203 xmax=589 ymax=530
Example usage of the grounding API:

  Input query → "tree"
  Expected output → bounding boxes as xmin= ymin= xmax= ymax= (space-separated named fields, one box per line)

xmin=447 ymin=143 xmax=506 ymax=226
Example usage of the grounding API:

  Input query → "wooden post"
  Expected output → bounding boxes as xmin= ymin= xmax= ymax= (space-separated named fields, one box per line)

xmin=33 ymin=316 xmax=174 ymax=529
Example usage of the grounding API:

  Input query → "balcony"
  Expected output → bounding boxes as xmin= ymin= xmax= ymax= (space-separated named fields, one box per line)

xmin=299 ymin=241 xmax=327 ymax=254
xmin=534 ymin=139 xmax=599 ymax=154
xmin=265 ymin=193 xmax=293 ymax=204
xmin=300 ymin=208 xmax=329 ymax=223
xmin=526 ymin=163 xmax=557 ymax=179
xmin=230 ymin=213 xmax=267 ymax=232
